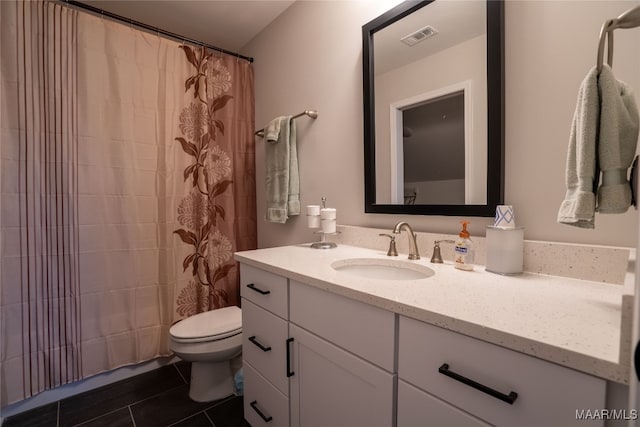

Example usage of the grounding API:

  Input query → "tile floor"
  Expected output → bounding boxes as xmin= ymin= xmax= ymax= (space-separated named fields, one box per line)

xmin=1 ymin=362 xmax=249 ymax=427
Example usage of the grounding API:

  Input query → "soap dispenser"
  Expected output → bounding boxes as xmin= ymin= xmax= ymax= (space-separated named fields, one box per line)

xmin=454 ymin=221 xmax=475 ymax=271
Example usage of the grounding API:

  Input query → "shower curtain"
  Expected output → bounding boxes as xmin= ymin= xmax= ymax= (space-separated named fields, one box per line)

xmin=173 ymin=46 xmax=256 ymax=316
xmin=0 ymin=0 xmax=256 ymax=406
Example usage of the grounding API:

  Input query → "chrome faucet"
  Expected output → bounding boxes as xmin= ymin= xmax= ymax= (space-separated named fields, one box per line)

xmin=392 ymin=221 xmax=420 ymax=260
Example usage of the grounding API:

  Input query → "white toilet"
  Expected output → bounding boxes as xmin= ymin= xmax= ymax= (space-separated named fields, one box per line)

xmin=169 ymin=306 xmax=242 ymax=402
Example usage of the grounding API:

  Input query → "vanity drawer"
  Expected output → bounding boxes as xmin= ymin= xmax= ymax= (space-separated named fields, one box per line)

xmin=290 ymin=280 xmax=394 ymax=371
xmin=398 ymin=379 xmax=492 ymax=427
xmin=240 ymin=263 xmax=288 ymax=318
xmin=398 ymin=316 xmax=605 ymax=427
xmin=242 ymin=298 xmax=289 ymax=395
xmin=244 ymin=361 xmax=289 ymax=427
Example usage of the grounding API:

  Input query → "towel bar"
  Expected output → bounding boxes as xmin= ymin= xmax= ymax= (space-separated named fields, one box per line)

xmin=255 ymin=110 xmax=318 ymax=138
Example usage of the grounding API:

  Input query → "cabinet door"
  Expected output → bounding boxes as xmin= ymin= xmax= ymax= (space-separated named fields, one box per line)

xmin=398 ymin=380 xmax=493 ymax=427
xmin=288 ymin=324 xmax=394 ymax=427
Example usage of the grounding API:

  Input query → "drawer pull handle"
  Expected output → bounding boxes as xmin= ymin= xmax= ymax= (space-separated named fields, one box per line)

xmin=248 ymin=336 xmax=272 ymax=352
xmin=247 ymin=283 xmax=271 ymax=295
xmin=286 ymin=337 xmax=295 ymax=377
xmin=250 ymin=400 xmax=273 ymax=423
xmin=438 ymin=363 xmax=518 ymax=405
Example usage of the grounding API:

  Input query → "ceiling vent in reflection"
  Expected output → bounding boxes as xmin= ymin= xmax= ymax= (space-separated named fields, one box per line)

xmin=400 ymin=25 xmax=438 ymax=47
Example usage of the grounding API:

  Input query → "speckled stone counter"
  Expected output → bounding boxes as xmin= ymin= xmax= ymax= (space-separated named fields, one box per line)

xmin=235 ymin=242 xmax=634 ymax=384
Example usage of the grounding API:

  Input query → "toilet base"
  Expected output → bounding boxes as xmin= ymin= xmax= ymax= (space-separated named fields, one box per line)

xmin=189 ymin=360 xmax=234 ymax=402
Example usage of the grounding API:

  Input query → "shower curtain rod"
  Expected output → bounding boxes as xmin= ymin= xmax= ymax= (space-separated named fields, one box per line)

xmin=59 ymin=0 xmax=254 ymax=63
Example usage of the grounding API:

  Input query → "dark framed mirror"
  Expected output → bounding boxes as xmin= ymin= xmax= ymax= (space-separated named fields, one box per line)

xmin=363 ymin=0 xmax=504 ymax=216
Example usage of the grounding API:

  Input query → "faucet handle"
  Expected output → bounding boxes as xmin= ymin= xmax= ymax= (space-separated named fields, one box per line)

xmin=431 ymin=239 xmax=455 ymax=263
xmin=379 ymin=234 xmax=398 ymax=257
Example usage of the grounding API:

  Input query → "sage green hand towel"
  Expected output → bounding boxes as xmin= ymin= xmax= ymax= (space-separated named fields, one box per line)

xmin=558 ymin=65 xmax=639 ymax=227
xmin=558 ymin=67 xmax=599 ymax=228
xmin=596 ymin=64 xmax=639 ymax=213
xmin=265 ymin=116 xmax=300 ymax=223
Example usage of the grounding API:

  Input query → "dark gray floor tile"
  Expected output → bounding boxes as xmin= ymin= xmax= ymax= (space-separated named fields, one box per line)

xmin=3 ymin=364 xmax=245 ymax=427
xmin=174 ymin=361 xmax=191 ymax=384
xmin=2 ymin=402 xmax=58 ymax=427
xmin=76 ymin=408 xmax=134 ymax=427
xmin=206 ymin=397 xmax=249 ymax=427
xmin=58 ymin=365 xmax=184 ymax=427
xmin=129 ymin=384 xmax=216 ymax=427
xmin=168 ymin=412 xmax=214 ymax=427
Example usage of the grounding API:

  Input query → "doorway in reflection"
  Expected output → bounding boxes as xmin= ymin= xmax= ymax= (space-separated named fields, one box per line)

xmin=402 ymin=91 xmax=465 ymax=205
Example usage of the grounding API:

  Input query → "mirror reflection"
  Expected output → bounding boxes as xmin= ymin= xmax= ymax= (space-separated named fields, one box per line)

xmin=363 ymin=0 xmax=504 ymax=216
xmin=401 ymin=90 xmax=466 ymax=204
xmin=375 ymin=0 xmax=486 ymax=205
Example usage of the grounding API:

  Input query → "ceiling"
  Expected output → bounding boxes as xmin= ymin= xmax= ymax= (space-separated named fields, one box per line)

xmin=374 ymin=0 xmax=486 ymax=75
xmin=79 ymin=0 xmax=296 ymax=53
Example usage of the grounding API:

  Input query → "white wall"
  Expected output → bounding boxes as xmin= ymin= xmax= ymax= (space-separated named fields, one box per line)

xmin=406 ymin=179 xmax=465 ymax=205
xmin=244 ymin=0 xmax=640 ymax=249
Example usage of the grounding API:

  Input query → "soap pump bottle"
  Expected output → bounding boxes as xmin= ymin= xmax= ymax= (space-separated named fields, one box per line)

xmin=454 ymin=221 xmax=475 ymax=271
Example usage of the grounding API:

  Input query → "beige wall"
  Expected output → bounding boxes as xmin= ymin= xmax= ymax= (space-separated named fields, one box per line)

xmin=244 ymin=0 xmax=640 ymax=249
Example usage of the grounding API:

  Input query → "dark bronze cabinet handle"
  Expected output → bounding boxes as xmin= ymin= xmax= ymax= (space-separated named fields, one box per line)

xmin=249 ymin=400 xmax=273 ymax=422
xmin=286 ymin=337 xmax=295 ymax=377
xmin=248 ymin=336 xmax=271 ymax=352
xmin=246 ymin=283 xmax=270 ymax=295
xmin=438 ymin=363 xmax=518 ymax=405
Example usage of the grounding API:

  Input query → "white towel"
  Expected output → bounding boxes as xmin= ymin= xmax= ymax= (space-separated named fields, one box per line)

xmin=558 ymin=65 xmax=639 ymax=227
xmin=264 ymin=116 xmax=300 ymax=223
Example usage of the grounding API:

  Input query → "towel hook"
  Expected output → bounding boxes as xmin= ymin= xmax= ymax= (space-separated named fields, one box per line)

xmin=597 ymin=20 xmax=615 ymax=72
xmin=596 ymin=5 xmax=640 ymax=72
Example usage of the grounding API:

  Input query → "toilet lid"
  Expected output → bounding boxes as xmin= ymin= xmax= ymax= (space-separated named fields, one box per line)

xmin=170 ymin=306 xmax=241 ymax=341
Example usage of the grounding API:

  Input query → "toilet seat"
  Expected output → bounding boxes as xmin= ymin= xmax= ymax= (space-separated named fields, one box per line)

xmin=170 ymin=306 xmax=241 ymax=344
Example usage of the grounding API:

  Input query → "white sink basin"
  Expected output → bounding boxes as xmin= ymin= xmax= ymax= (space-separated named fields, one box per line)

xmin=331 ymin=258 xmax=435 ymax=280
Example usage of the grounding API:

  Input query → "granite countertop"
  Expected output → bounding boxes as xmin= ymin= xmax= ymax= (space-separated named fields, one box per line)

xmin=235 ymin=243 xmax=631 ymax=384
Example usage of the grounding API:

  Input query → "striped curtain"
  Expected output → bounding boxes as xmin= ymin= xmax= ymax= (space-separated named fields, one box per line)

xmin=0 ymin=0 xmax=82 ymax=403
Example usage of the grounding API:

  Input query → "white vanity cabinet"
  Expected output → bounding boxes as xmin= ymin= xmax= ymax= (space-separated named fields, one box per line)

xmin=240 ymin=265 xmax=396 ymax=427
xmin=239 ymin=260 xmax=611 ymax=427
xmin=288 ymin=281 xmax=395 ymax=427
xmin=398 ymin=316 xmax=607 ymax=427
xmin=240 ymin=264 xmax=290 ymax=427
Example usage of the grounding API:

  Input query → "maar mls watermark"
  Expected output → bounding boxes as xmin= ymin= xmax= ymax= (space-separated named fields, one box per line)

xmin=576 ymin=409 xmax=638 ymax=421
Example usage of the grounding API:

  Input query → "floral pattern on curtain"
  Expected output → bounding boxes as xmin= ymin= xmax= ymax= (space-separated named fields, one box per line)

xmin=173 ymin=46 xmax=256 ymax=317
